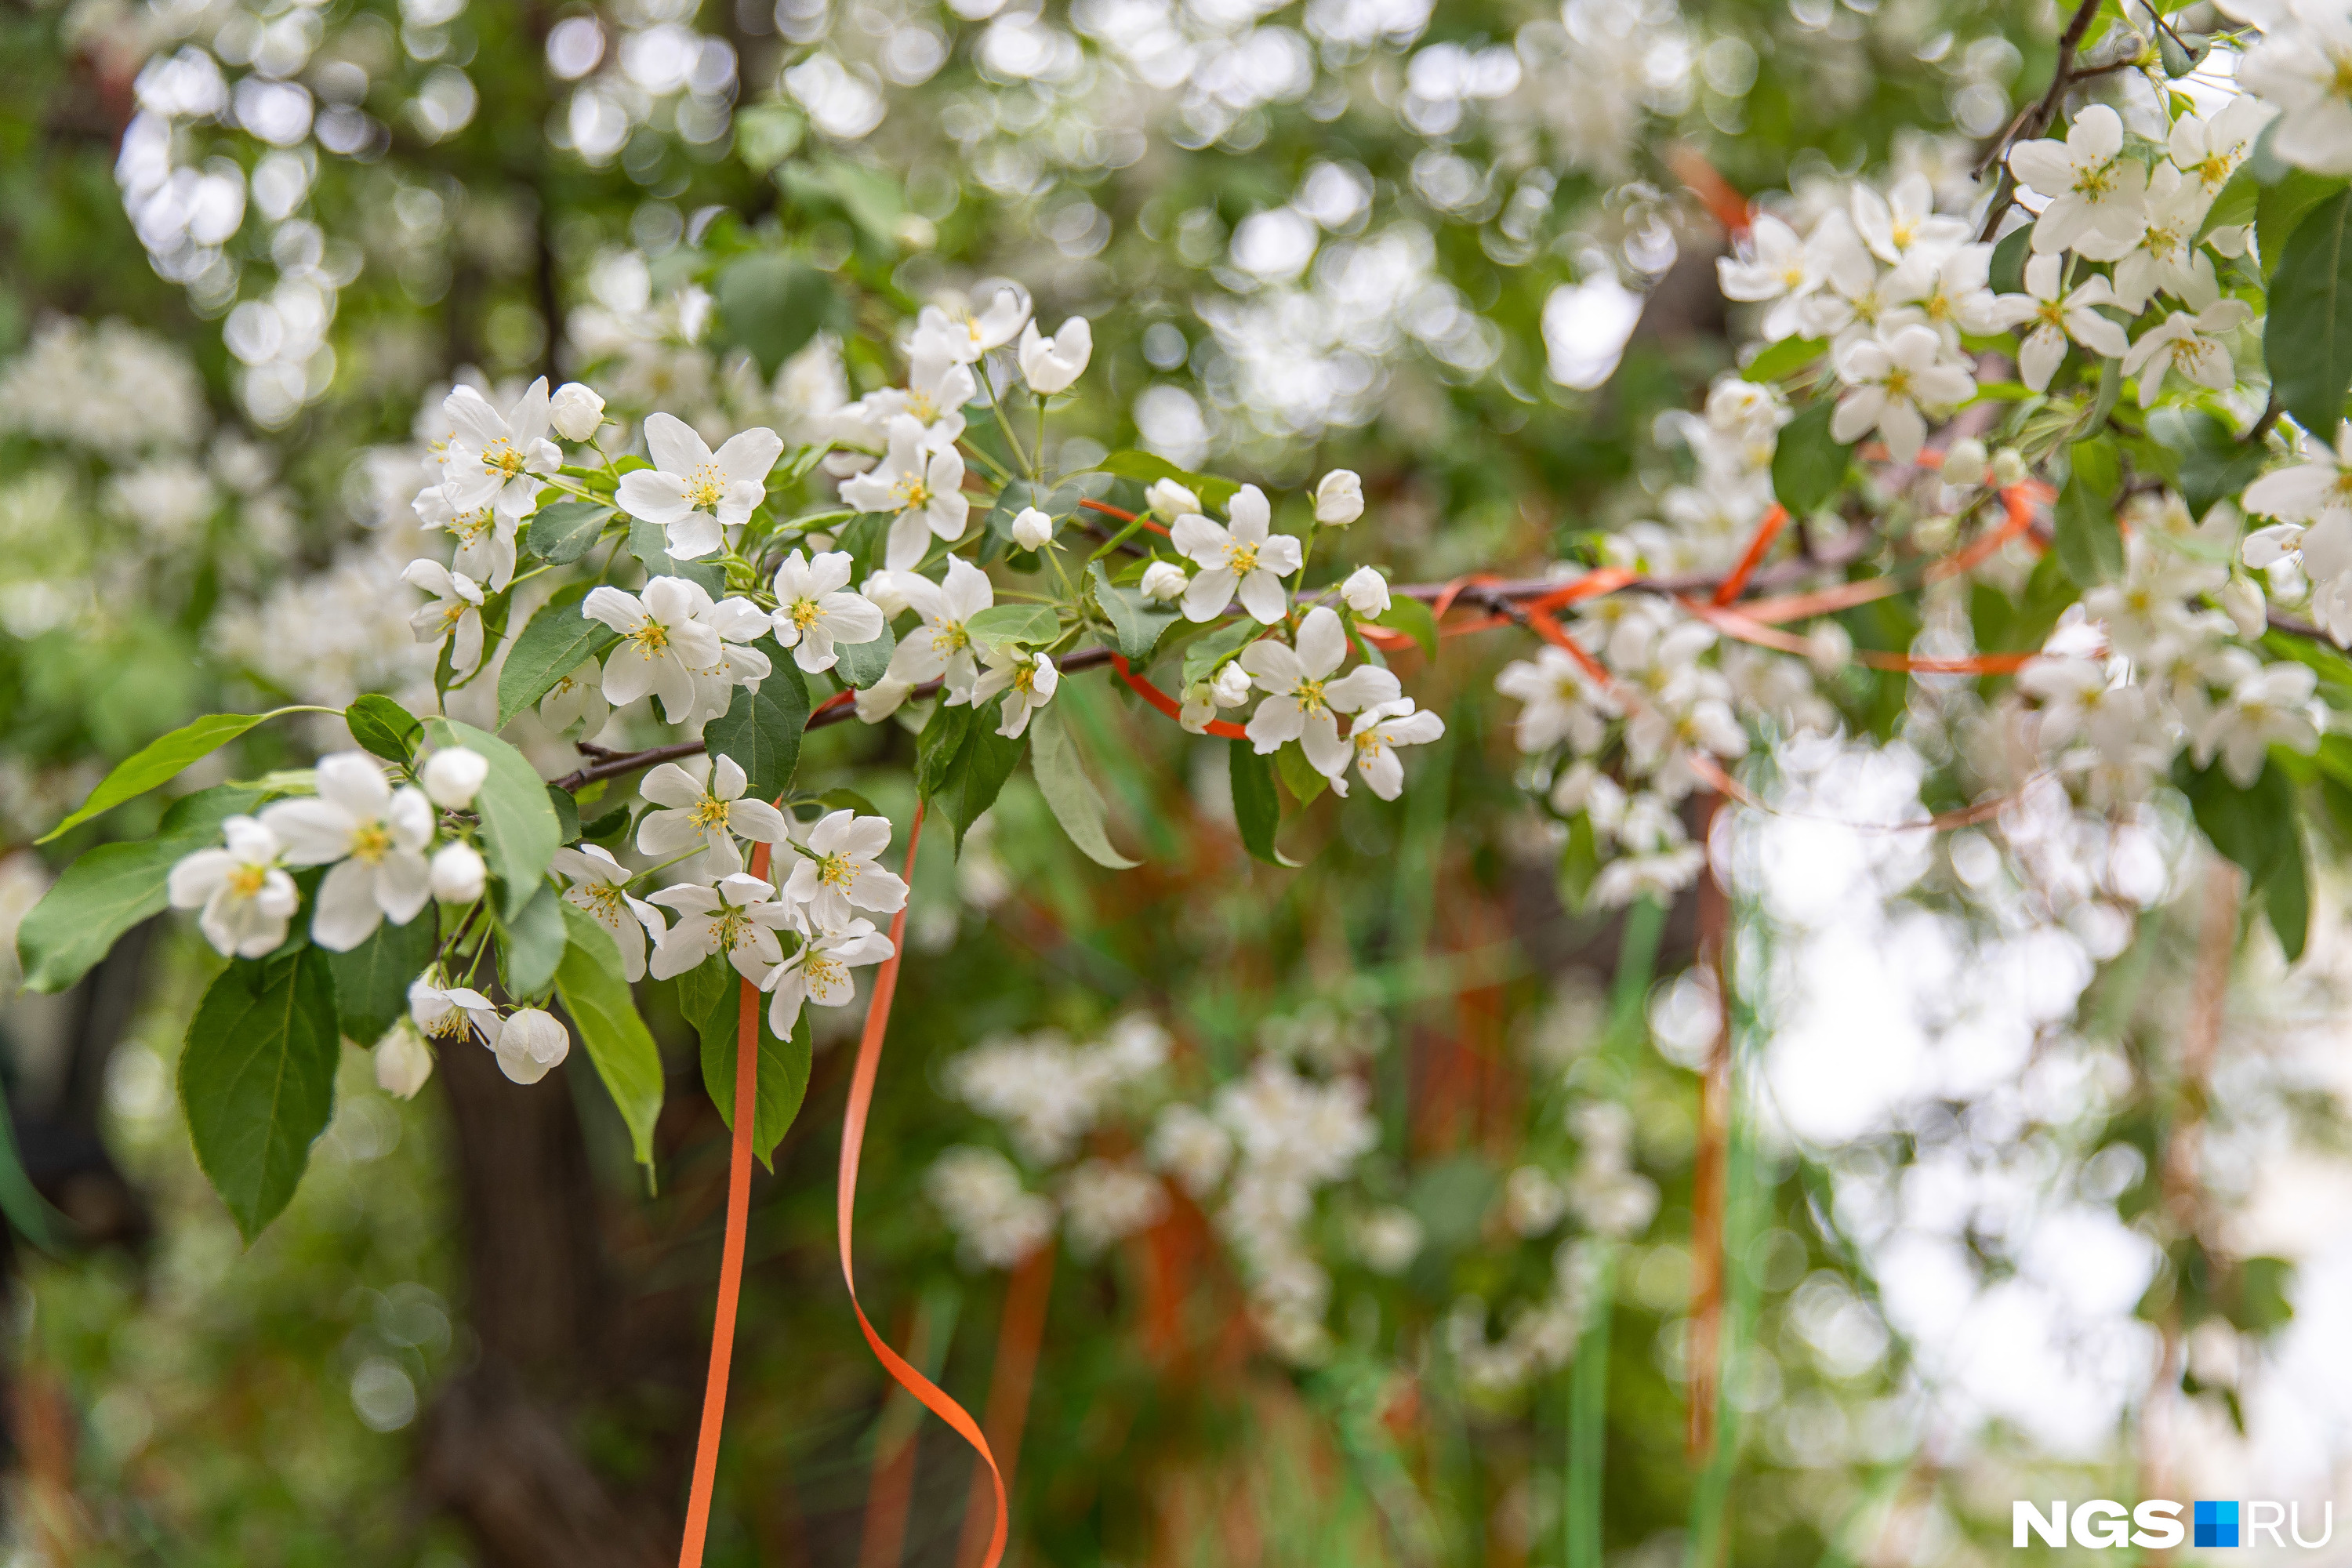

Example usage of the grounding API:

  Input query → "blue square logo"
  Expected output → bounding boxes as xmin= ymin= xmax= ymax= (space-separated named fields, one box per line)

xmin=2195 ymin=1501 xmax=2240 ymax=1548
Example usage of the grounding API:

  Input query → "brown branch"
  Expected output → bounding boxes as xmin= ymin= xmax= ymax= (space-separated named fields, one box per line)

xmin=1976 ymin=0 xmax=2109 ymax=243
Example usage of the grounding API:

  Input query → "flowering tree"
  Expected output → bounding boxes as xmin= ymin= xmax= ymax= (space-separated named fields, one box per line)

xmin=9 ymin=0 xmax=2352 ymax=1560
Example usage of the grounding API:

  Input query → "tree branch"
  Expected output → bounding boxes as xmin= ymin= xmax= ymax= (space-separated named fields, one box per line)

xmin=1975 ymin=0 xmax=2109 ymax=243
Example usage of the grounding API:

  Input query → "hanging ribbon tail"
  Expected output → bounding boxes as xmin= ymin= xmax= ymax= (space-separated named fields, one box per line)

xmin=1109 ymin=652 xmax=1250 ymax=739
xmin=1080 ymin=497 xmax=1171 ymax=537
xmin=833 ymin=805 xmax=1014 ymax=1568
xmin=1711 ymin=505 xmax=1788 ymax=606
xmin=677 ymin=837 xmax=776 ymax=1568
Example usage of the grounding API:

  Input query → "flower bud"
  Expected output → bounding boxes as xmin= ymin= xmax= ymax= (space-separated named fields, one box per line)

xmin=1805 ymin=619 xmax=1853 ymax=677
xmin=1314 ymin=469 xmax=1365 ymax=526
xmin=375 ymin=1019 xmax=434 ymax=1099
xmin=421 ymin=746 xmax=489 ymax=808
xmin=549 ymin=382 xmax=606 ymax=441
xmin=1011 ymin=506 xmax=1055 ymax=551
xmin=1210 ymin=661 xmax=1253 ymax=707
xmin=494 ymin=1007 xmax=571 ymax=1084
xmin=1940 ymin=437 xmax=1987 ymax=488
xmin=430 ymin=840 xmax=487 ymax=904
xmin=1144 ymin=477 xmax=1199 ymax=521
xmin=1178 ymin=684 xmax=1215 ymax=734
xmin=1989 ymin=447 xmax=2029 ymax=488
xmin=1139 ymin=561 xmax=1189 ymax=602
xmin=1341 ymin=565 xmax=1390 ymax=618
xmin=2223 ymin=574 xmax=2268 ymax=641
xmin=1017 ymin=316 xmax=1093 ymax=394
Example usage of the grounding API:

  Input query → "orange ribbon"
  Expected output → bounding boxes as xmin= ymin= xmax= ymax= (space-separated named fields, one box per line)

xmin=675 ymin=837 xmax=777 ymax=1568
xmin=1712 ymin=505 xmax=1788 ymax=607
xmin=1109 ymin=652 xmax=1250 ymax=739
xmin=1080 ymin=497 xmax=1171 ymax=538
xmin=833 ymin=805 xmax=1015 ymax=1568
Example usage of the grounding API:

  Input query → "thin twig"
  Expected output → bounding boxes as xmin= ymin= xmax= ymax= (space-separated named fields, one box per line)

xmin=1976 ymin=0 xmax=2108 ymax=243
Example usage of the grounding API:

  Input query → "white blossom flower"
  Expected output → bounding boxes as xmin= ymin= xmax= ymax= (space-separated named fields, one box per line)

xmin=1504 ymin=1165 xmax=1569 ymax=1236
xmin=1831 ymin=324 xmax=1976 ymax=463
xmin=1942 ymin=437 xmax=1989 ymax=486
xmin=2239 ymin=2 xmax=2352 ymax=176
xmin=2108 ymin=164 xmax=2216 ymax=313
xmin=1061 ymin=1160 xmax=1167 ymax=1254
xmin=1355 ymin=1207 xmax=1425 ymax=1274
xmin=495 ymin=1007 xmax=571 ymax=1085
xmin=762 ymin=917 xmax=895 ymax=1037
xmin=1340 ymin=566 xmax=1389 ymax=618
xmin=882 ymin=556 xmax=993 ymax=701
xmin=1171 ymin=485 xmax=1303 ymax=623
xmin=861 ymin=349 xmax=975 ymax=451
xmin=429 ymin=840 xmax=485 ymax=904
xmin=413 ymin=486 xmax=522 ymax=591
xmin=2009 ymin=104 xmax=2149 ymax=259
xmin=855 ymin=677 xmax=916 ymax=724
xmin=408 ymin=975 xmax=500 ymax=1049
xmin=636 ymin=753 xmax=789 ymax=877
xmin=615 ymin=412 xmax=783 ymax=560
xmin=553 ymin=844 xmax=666 ymax=982
xmin=584 ymin=577 xmax=724 ymax=724
xmin=1495 ymin=646 xmax=1616 ymax=753
xmin=929 ymin=1146 xmax=1055 ymax=1269
xmin=647 ymin=872 xmax=797 ymax=982
xmin=781 ymin=810 xmax=907 ymax=929
xmin=1851 ymin=172 xmax=1969 ymax=264
xmin=1341 ymin=698 xmax=1446 ymax=800
xmin=1990 ymin=254 xmax=2131 ymax=393
xmin=1143 ymin=477 xmax=1199 ymax=521
xmin=838 ymin=414 xmax=970 ymax=572
xmin=860 ymin=569 xmax=918 ymax=619
xmin=260 ymin=753 xmax=435 ymax=951
xmin=1715 ymin=212 xmax=1838 ymax=341
xmin=1313 ymin=469 xmax=1365 ymax=525
xmin=2170 ymin=94 xmax=2273 ymax=196
xmin=1239 ymin=607 xmax=1403 ymax=776
xmin=769 ymin=549 xmax=884 ymax=673
xmin=1148 ymin=1103 xmax=1232 ymax=1196
xmin=439 ymin=377 xmax=560 ymax=514
xmin=401 ymin=559 xmax=486 ymax=677
xmin=1179 ymin=660 xmax=1254 ymax=732
xmin=540 ymin=659 xmax=608 ymax=737
xmin=2198 ymin=662 xmax=2321 ymax=785
xmin=1889 ymin=241 xmax=2001 ymax=346
xmin=548 ymin=380 xmax=606 ymax=441
xmin=909 ymin=287 xmax=1032 ymax=365
xmin=972 ymin=647 xmax=1058 ymax=738
xmin=685 ymin=594 xmax=775 ymax=727
xmin=374 ymin=1019 xmax=434 ymax=1099
xmin=167 ymin=815 xmax=297 ymax=958
xmin=2243 ymin=425 xmax=2352 ymax=538
xmin=2223 ymin=574 xmax=2270 ymax=641
xmin=1017 ymin=315 xmax=1092 ymax=394
xmin=2119 ymin=285 xmax=2251 ymax=407
xmin=420 ymin=747 xmax=488 ymax=809
xmin=1139 ymin=561 xmax=1188 ymax=602
xmin=1010 ymin=506 xmax=1055 ymax=551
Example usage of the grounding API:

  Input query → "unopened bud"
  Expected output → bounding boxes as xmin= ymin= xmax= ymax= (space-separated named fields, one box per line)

xmin=549 ymin=382 xmax=606 ymax=442
xmin=1989 ymin=447 xmax=2030 ymax=488
xmin=1144 ymin=477 xmax=1199 ymax=521
xmin=1341 ymin=565 xmax=1391 ymax=618
xmin=1011 ymin=506 xmax=1055 ymax=551
xmin=2222 ymin=575 xmax=2267 ymax=641
xmin=430 ymin=840 xmax=487 ymax=904
xmin=1138 ymin=561 xmax=1188 ymax=602
xmin=1940 ymin=437 xmax=1987 ymax=488
xmin=1210 ymin=661 xmax=1253 ymax=707
xmin=494 ymin=1007 xmax=571 ymax=1084
xmin=1805 ymin=619 xmax=1853 ymax=677
xmin=422 ymin=746 xmax=489 ymax=809
xmin=1314 ymin=469 xmax=1365 ymax=526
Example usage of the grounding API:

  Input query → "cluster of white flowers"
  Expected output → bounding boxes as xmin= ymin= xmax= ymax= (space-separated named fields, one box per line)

xmin=943 ymin=1016 xmax=1170 ymax=1166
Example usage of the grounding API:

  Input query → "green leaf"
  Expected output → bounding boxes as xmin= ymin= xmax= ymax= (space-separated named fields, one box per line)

xmin=1275 ymin=742 xmax=1328 ymax=808
xmin=1769 ymin=399 xmax=1847 ymax=516
xmin=524 ymin=499 xmax=613 ymax=565
xmin=553 ymin=906 xmax=666 ymax=1168
xmin=965 ymin=604 xmax=1061 ymax=650
xmin=498 ymin=603 xmax=619 ymax=728
xmin=496 ymin=882 xmax=568 ymax=1000
xmin=1092 ymin=449 xmax=1239 ymax=510
xmin=831 ymin=620 xmax=895 ymax=689
xmin=2147 ymin=407 xmax=2268 ymax=520
xmin=324 ymin=913 xmax=435 ymax=1046
xmin=2069 ymin=434 xmax=2122 ymax=501
xmin=1087 ymin=561 xmax=1180 ymax=662
xmin=2256 ymin=172 xmax=2348 ymax=274
xmin=1556 ymin=814 xmax=1602 ymax=912
xmin=346 ymin=695 xmax=423 ymax=764
xmin=705 ymin=641 xmax=809 ymax=804
xmin=733 ymin=100 xmax=805 ymax=172
xmin=1229 ymin=740 xmax=1296 ymax=867
xmin=914 ymin=701 xmax=973 ymax=797
xmin=17 ymin=786 xmax=264 ymax=994
xmin=2053 ymin=472 xmax=2124 ymax=586
xmin=546 ymin=783 xmax=580 ymax=844
xmin=2267 ymin=829 xmax=2311 ymax=961
xmin=696 ymin=973 xmax=813 ymax=1171
xmin=178 ymin=949 xmax=342 ymax=1241
xmin=1029 ymin=706 xmax=1139 ymax=869
xmin=628 ymin=518 xmax=727 ymax=597
xmin=1740 ymin=335 xmax=1827 ymax=384
xmin=1988 ymin=224 xmax=2033 ymax=297
xmin=2265 ymin=187 xmax=2352 ymax=438
xmin=581 ymin=807 xmax=630 ymax=844
xmin=2199 ymin=167 xmax=2260 ymax=244
xmin=38 ymin=711 xmax=275 ymax=843
xmin=2178 ymin=755 xmax=2300 ymax=890
xmin=1372 ymin=596 xmax=1439 ymax=660
xmin=2230 ymin=1256 xmax=2298 ymax=1334
xmin=0 ymin=1074 xmax=63 ymax=1252
xmin=711 ymin=253 xmax=836 ymax=376
xmin=1181 ymin=618 xmax=1265 ymax=691
xmin=425 ymin=717 xmax=561 ymax=922
xmin=943 ymin=702 xmax=1026 ymax=851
